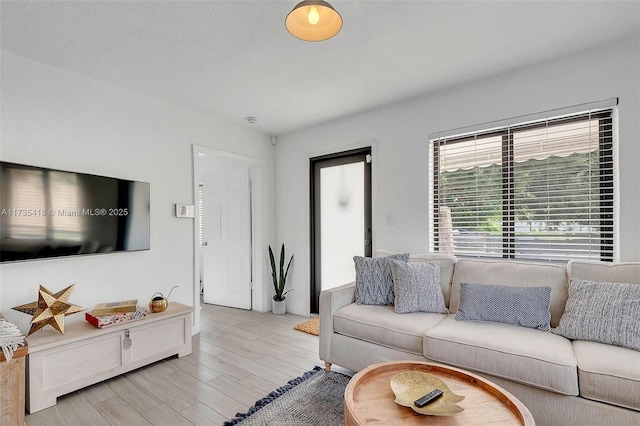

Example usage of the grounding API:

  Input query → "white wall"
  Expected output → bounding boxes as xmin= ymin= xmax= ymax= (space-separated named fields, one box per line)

xmin=0 ymin=52 xmax=275 ymax=333
xmin=276 ymin=36 xmax=640 ymax=316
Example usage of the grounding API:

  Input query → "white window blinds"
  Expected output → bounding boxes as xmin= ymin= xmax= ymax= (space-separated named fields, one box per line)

xmin=428 ymin=100 xmax=618 ymax=262
xmin=198 ymin=183 xmax=205 ymax=247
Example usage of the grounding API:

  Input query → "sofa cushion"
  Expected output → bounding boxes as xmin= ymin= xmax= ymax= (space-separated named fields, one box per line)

xmin=354 ymin=253 xmax=409 ymax=305
xmin=390 ymin=260 xmax=448 ymax=314
xmin=553 ymin=278 xmax=640 ymax=351
xmin=456 ymin=282 xmax=552 ymax=331
xmin=449 ymin=258 xmax=568 ymax=327
xmin=424 ymin=316 xmax=578 ymax=395
xmin=333 ymin=303 xmax=446 ymax=355
xmin=568 ymin=260 xmax=640 ymax=283
xmin=573 ymin=340 xmax=640 ymax=411
xmin=375 ymin=250 xmax=457 ymax=307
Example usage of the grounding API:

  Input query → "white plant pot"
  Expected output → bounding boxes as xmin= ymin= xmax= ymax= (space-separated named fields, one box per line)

xmin=272 ymin=299 xmax=286 ymax=315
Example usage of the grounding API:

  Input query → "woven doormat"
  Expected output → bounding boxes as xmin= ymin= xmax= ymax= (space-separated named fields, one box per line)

xmin=293 ymin=317 xmax=319 ymax=336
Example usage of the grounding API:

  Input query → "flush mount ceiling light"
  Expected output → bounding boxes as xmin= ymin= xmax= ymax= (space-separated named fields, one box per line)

xmin=285 ymin=0 xmax=343 ymax=42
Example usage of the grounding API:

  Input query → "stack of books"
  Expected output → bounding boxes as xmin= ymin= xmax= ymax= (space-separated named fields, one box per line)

xmin=85 ymin=300 xmax=148 ymax=328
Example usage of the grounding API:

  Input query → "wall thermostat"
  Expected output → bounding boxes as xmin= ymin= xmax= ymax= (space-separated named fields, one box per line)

xmin=175 ymin=204 xmax=195 ymax=218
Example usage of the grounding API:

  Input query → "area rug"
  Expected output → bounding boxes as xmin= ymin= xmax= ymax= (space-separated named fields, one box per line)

xmin=293 ymin=317 xmax=320 ymax=336
xmin=223 ymin=366 xmax=350 ymax=425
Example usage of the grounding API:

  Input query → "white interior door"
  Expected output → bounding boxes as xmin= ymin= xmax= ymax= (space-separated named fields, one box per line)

xmin=202 ymin=166 xmax=252 ymax=309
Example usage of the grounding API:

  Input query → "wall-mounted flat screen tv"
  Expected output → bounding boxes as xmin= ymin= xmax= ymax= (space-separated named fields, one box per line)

xmin=0 ymin=162 xmax=150 ymax=263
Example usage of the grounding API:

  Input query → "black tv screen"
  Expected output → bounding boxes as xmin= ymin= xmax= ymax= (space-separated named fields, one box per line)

xmin=0 ymin=162 xmax=150 ymax=262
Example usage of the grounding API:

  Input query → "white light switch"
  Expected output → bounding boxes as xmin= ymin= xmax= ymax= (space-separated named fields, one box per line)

xmin=175 ymin=204 xmax=195 ymax=218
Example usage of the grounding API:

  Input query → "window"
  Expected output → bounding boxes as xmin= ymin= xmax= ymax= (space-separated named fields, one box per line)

xmin=429 ymin=102 xmax=617 ymax=262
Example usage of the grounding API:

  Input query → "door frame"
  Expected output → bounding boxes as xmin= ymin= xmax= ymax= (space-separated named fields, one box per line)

xmin=309 ymin=146 xmax=373 ymax=314
xmin=192 ymin=145 xmax=265 ymax=333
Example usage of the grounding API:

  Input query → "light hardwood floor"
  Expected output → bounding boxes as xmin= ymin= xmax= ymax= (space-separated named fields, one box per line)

xmin=25 ymin=303 xmax=333 ymax=426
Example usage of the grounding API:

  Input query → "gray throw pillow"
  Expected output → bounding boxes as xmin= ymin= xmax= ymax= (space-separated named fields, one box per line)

xmin=354 ymin=253 xmax=409 ymax=305
xmin=456 ymin=283 xmax=552 ymax=331
xmin=552 ymin=279 xmax=640 ymax=351
xmin=390 ymin=260 xmax=448 ymax=314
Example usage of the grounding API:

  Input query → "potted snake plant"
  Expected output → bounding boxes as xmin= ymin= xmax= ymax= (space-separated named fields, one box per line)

xmin=269 ymin=243 xmax=294 ymax=314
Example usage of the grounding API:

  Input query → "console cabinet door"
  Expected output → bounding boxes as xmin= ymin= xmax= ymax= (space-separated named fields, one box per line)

xmin=123 ymin=316 xmax=190 ymax=367
xmin=27 ymin=333 xmax=123 ymax=413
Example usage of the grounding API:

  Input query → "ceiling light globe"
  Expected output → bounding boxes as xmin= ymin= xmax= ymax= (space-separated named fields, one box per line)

xmin=285 ymin=0 xmax=343 ymax=42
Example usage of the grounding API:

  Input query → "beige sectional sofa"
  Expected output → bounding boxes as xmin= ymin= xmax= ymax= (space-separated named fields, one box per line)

xmin=319 ymin=251 xmax=640 ymax=426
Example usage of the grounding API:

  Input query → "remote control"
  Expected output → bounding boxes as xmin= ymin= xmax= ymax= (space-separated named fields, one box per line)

xmin=414 ymin=389 xmax=444 ymax=407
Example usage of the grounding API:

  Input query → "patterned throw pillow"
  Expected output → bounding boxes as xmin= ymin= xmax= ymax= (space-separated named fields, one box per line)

xmin=389 ymin=260 xmax=448 ymax=314
xmin=456 ymin=283 xmax=552 ymax=331
xmin=553 ymin=279 xmax=640 ymax=351
xmin=354 ymin=253 xmax=409 ymax=305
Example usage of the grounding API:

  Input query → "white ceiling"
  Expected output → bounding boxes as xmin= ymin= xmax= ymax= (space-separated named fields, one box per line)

xmin=2 ymin=1 xmax=639 ymax=135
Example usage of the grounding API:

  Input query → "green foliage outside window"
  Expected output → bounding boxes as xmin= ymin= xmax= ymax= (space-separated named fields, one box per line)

xmin=440 ymin=151 xmax=600 ymax=234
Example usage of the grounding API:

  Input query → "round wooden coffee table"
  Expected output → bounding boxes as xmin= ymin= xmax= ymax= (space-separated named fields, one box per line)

xmin=344 ymin=361 xmax=535 ymax=425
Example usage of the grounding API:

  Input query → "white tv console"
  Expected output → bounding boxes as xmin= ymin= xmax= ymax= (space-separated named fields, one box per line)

xmin=25 ymin=302 xmax=193 ymax=413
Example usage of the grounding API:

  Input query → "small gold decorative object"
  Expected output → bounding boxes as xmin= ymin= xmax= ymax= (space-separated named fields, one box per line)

xmin=149 ymin=285 xmax=178 ymax=313
xmin=390 ymin=371 xmax=465 ymax=416
xmin=12 ymin=284 xmax=84 ymax=335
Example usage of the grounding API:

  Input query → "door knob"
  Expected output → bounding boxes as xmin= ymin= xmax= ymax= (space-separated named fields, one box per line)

xmin=364 ymin=240 xmax=371 ymax=246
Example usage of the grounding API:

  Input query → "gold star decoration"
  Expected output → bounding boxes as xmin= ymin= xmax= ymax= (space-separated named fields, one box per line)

xmin=12 ymin=284 xmax=84 ymax=335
